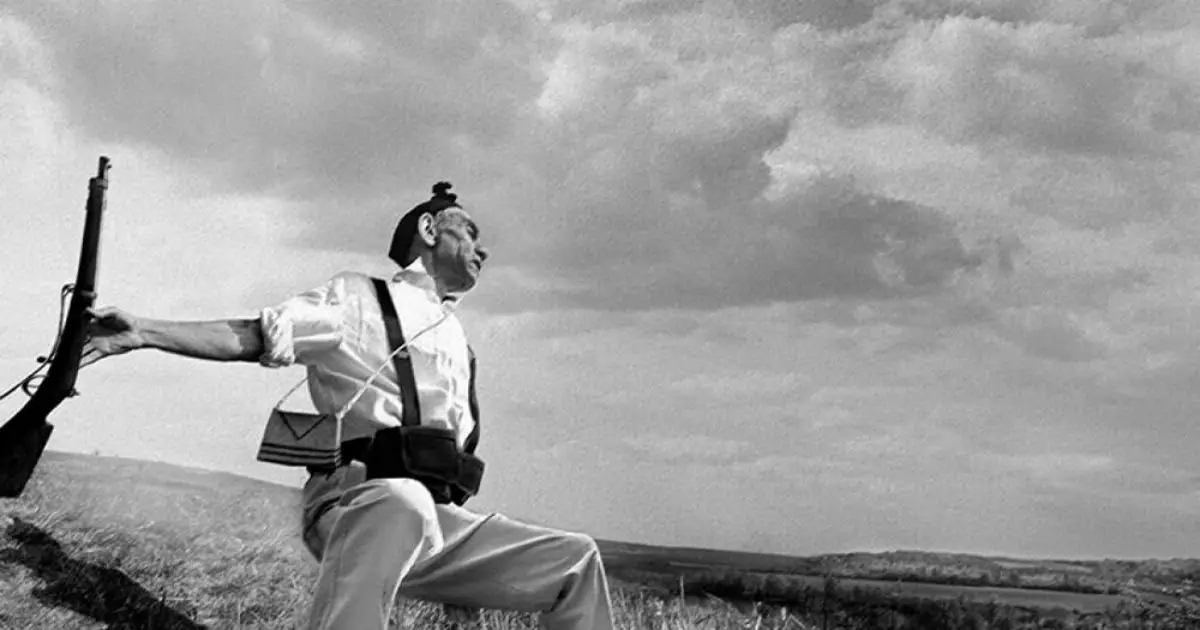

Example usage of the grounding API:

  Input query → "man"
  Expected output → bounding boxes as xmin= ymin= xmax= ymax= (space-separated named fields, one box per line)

xmin=83 ymin=183 xmax=615 ymax=629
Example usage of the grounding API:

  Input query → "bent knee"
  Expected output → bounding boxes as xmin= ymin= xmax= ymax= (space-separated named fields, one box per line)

xmin=379 ymin=477 xmax=438 ymax=510
xmin=335 ymin=478 xmax=444 ymax=557
xmin=345 ymin=477 xmax=437 ymax=515
xmin=559 ymin=531 xmax=601 ymax=561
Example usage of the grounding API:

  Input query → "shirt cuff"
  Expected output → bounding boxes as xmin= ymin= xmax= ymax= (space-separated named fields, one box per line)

xmin=258 ymin=306 xmax=297 ymax=367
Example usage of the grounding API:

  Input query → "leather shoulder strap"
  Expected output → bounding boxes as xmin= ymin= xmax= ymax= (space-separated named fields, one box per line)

xmin=371 ymin=277 xmax=421 ymax=427
xmin=463 ymin=345 xmax=481 ymax=454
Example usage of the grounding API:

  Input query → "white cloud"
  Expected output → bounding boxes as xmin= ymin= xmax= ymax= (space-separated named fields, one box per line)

xmin=666 ymin=371 xmax=811 ymax=398
xmin=984 ymin=452 xmax=1116 ymax=482
xmin=993 ymin=305 xmax=1112 ymax=362
xmin=882 ymin=16 xmax=1172 ymax=155
xmin=4 ymin=0 xmax=544 ymax=201
xmin=622 ymin=433 xmax=750 ymax=462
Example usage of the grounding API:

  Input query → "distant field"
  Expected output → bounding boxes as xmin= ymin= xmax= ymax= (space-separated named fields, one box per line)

xmin=596 ymin=553 xmax=1128 ymax=614
xmin=776 ymin=575 xmax=1124 ymax=613
xmin=994 ymin=560 xmax=1092 ymax=574
xmin=596 ymin=539 xmax=1158 ymax=615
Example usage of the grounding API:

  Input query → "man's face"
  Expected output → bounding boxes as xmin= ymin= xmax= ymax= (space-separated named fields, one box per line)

xmin=430 ymin=208 xmax=488 ymax=293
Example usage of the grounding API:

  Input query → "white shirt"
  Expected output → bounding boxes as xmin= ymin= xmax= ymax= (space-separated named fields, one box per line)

xmin=257 ymin=260 xmax=476 ymax=448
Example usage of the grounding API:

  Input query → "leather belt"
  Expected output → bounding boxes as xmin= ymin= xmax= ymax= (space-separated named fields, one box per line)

xmin=308 ymin=429 xmax=483 ymax=506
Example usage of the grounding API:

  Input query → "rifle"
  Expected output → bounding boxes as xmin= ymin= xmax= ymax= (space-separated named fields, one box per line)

xmin=0 ymin=156 xmax=111 ymax=498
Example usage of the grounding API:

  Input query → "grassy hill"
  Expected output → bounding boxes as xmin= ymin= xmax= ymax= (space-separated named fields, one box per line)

xmin=1 ymin=452 xmax=1197 ymax=629
xmin=0 ymin=451 xmax=790 ymax=629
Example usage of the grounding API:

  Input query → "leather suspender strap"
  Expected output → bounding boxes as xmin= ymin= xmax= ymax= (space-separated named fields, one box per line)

xmin=371 ymin=277 xmax=421 ymax=427
xmin=463 ymin=346 xmax=480 ymax=455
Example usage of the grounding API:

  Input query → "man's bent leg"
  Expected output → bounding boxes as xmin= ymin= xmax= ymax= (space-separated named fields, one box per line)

xmin=401 ymin=509 xmax=615 ymax=630
xmin=303 ymin=474 xmax=446 ymax=630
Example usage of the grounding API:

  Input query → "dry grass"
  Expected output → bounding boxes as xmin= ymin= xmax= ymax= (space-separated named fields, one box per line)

xmin=0 ymin=454 xmax=810 ymax=629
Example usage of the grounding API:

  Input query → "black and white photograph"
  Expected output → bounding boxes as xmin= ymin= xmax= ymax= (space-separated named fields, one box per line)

xmin=2 ymin=1 xmax=1199 ymax=628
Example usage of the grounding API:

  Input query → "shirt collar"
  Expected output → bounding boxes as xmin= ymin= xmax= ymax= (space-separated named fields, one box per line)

xmin=392 ymin=259 xmax=440 ymax=298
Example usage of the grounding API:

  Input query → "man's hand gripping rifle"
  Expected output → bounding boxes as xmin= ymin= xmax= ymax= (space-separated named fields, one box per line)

xmin=0 ymin=157 xmax=111 ymax=498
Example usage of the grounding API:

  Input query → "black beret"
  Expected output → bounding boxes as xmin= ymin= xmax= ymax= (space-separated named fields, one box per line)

xmin=388 ymin=181 xmax=461 ymax=266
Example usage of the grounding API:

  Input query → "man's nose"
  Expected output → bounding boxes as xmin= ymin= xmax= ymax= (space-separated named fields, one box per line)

xmin=477 ymin=246 xmax=489 ymax=262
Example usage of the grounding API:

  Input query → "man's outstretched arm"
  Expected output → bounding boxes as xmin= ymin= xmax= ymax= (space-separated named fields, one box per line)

xmin=138 ymin=317 xmax=264 ymax=362
xmin=86 ymin=307 xmax=265 ymax=363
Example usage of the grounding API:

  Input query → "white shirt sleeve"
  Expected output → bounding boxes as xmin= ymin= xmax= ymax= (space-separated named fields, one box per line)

xmin=258 ymin=273 xmax=354 ymax=368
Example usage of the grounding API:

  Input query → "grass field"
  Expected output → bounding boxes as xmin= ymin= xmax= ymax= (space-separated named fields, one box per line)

xmin=1 ymin=452 xmax=1195 ymax=629
xmin=0 ymin=452 xmax=808 ymax=629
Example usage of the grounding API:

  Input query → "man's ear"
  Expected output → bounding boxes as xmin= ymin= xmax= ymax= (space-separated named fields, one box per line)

xmin=416 ymin=213 xmax=437 ymax=248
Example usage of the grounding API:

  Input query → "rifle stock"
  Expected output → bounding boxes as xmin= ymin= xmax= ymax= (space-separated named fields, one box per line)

xmin=0 ymin=157 xmax=110 ymax=498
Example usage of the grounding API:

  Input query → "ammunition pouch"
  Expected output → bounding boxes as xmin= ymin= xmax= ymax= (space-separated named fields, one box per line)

xmin=360 ymin=426 xmax=484 ymax=506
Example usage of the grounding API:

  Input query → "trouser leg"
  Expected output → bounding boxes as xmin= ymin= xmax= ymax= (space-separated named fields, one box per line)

xmin=402 ymin=509 xmax=615 ymax=630
xmin=302 ymin=468 xmax=447 ymax=630
xmin=300 ymin=466 xmax=614 ymax=630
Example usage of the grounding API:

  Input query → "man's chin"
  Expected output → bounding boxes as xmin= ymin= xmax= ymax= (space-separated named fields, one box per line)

xmin=448 ymin=277 xmax=477 ymax=295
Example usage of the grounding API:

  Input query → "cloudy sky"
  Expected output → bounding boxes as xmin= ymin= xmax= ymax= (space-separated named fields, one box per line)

xmin=2 ymin=0 xmax=1199 ymax=560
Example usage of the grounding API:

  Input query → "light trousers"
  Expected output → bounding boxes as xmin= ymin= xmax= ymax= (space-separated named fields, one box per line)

xmin=299 ymin=462 xmax=615 ymax=630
